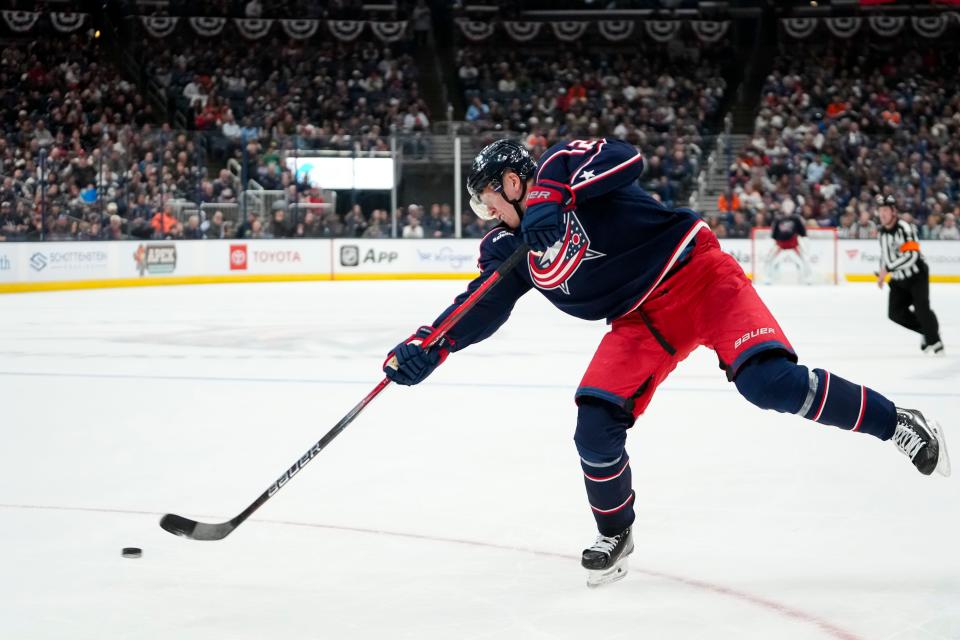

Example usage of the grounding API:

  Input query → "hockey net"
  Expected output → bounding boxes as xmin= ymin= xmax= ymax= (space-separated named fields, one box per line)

xmin=750 ymin=226 xmax=838 ymax=285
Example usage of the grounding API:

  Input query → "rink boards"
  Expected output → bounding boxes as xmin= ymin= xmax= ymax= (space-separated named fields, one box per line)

xmin=0 ymin=237 xmax=958 ymax=293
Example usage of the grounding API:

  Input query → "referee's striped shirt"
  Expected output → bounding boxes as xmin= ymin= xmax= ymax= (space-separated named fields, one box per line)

xmin=879 ymin=219 xmax=923 ymax=280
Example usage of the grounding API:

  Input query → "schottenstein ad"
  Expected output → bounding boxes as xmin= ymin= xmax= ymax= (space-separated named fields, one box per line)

xmin=24 ymin=247 xmax=111 ymax=281
xmin=0 ymin=238 xmax=957 ymax=294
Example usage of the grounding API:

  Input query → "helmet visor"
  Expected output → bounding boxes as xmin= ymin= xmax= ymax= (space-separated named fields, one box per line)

xmin=469 ymin=193 xmax=496 ymax=220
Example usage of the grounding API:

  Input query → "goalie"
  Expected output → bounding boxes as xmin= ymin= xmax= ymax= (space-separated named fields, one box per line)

xmin=763 ymin=207 xmax=813 ymax=285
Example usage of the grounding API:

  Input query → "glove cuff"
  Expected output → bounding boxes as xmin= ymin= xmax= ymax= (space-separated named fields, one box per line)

xmin=525 ymin=181 xmax=575 ymax=210
xmin=413 ymin=325 xmax=455 ymax=355
xmin=384 ymin=325 xmax=454 ymax=372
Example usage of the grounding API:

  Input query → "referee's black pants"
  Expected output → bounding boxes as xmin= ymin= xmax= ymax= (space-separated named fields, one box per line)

xmin=888 ymin=262 xmax=941 ymax=345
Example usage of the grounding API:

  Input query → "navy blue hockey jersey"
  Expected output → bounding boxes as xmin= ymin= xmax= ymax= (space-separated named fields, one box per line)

xmin=771 ymin=214 xmax=807 ymax=242
xmin=435 ymin=139 xmax=705 ymax=350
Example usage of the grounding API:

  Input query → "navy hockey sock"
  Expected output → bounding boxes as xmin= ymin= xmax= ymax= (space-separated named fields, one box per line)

xmin=799 ymin=368 xmax=896 ymax=439
xmin=575 ymin=399 xmax=635 ymax=536
xmin=580 ymin=458 xmax=635 ymax=537
xmin=736 ymin=355 xmax=896 ymax=440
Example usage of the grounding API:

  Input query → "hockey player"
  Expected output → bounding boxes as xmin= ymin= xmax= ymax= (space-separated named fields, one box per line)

xmin=876 ymin=194 xmax=944 ymax=355
xmin=763 ymin=207 xmax=812 ymax=284
xmin=383 ymin=139 xmax=951 ymax=588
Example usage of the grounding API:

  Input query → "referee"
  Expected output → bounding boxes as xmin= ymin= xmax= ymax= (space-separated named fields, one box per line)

xmin=876 ymin=194 xmax=944 ymax=355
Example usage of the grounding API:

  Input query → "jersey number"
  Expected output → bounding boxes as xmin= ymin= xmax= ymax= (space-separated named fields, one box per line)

xmin=568 ymin=139 xmax=598 ymax=151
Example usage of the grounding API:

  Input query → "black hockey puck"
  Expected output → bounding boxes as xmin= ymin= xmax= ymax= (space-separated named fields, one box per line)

xmin=121 ymin=547 xmax=142 ymax=559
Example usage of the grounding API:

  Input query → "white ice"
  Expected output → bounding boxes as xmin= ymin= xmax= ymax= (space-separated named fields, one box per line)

xmin=1 ymin=281 xmax=958 ymax=640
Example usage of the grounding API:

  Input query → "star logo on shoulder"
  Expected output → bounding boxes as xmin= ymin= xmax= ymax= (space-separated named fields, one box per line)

xmin=579 ymin=170 xmax=596 ymax=181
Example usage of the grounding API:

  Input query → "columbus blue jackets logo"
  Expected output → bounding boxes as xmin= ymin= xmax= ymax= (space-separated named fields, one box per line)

xmin=527 ymin=211 xmax=604 ymax=294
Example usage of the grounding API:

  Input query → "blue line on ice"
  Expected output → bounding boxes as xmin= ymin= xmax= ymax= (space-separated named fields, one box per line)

xmin=0 ymin=370 xmax=957 ymax=397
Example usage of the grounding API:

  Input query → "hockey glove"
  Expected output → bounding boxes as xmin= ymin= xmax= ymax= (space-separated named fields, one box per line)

xmin=383 ymin=326 xmax=453 ymax=386
xmin=522 ymin=183 xmax=574 ymax=252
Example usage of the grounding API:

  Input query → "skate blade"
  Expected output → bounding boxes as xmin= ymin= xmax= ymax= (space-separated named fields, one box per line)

xmin=931 ymin=419 xmax=951 ymax=478
xmin=585 ymin=550 xmax=632 ymax=588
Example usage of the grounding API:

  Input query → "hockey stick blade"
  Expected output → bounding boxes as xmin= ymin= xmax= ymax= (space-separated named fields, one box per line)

xmin=159 ymin=513 xmax=238 ymax=541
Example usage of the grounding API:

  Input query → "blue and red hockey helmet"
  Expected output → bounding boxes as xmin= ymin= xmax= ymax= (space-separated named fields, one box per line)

xmin=466 ymin=139 xmax=536 ymax=220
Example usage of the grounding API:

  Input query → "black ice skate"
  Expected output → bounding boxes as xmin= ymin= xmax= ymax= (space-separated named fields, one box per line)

xmin=581 ymin=527 xmax=634 ymax=588
xmin=893 ymin=408 xmax=951 ymax=477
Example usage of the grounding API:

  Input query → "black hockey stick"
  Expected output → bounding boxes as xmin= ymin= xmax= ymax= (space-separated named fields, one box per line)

xmin=160 ymin=241 xmax=530 ymax=541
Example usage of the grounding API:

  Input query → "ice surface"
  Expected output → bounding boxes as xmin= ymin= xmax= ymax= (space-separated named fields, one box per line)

xmin=1 ymin=281 xmax=958 ymax=639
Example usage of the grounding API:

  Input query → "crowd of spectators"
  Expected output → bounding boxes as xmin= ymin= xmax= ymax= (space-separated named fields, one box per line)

xmin=0 ymin=35 xmax=296 ymax=241
xmin=5 ymin=22 xmax=960 ymax=244
xmin=716 ymin=36 xmax=960 ymax=241
xmin=0 ymin=26 xmax=437 ymax=241
xmin=145 ymin=36 xmax=428 ymax=159
xmin=457 ymin=36 xmax=731 ymax=207
xmin=0 ymin=36 xmax=179 ymax=241
xmin=3 ymin=12 xmax=730 ymax=242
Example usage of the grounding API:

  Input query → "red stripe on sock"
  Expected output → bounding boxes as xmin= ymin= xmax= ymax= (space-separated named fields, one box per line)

xmin=590 ymin=492 xmax=635 ymax=514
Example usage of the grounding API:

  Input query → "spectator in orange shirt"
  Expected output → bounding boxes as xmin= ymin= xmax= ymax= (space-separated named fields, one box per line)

xmin=717 ymin=189 xmax=740 ymax=214
xmin=526 ymin=128 xmax=548 ymax=156
xmin=881 ymin=102 xmax=901 ymax=128
xmin=826 ymin=99 xmax=848 ymax=119
xmin=150 ymin=208 xmax=177 ymax=236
